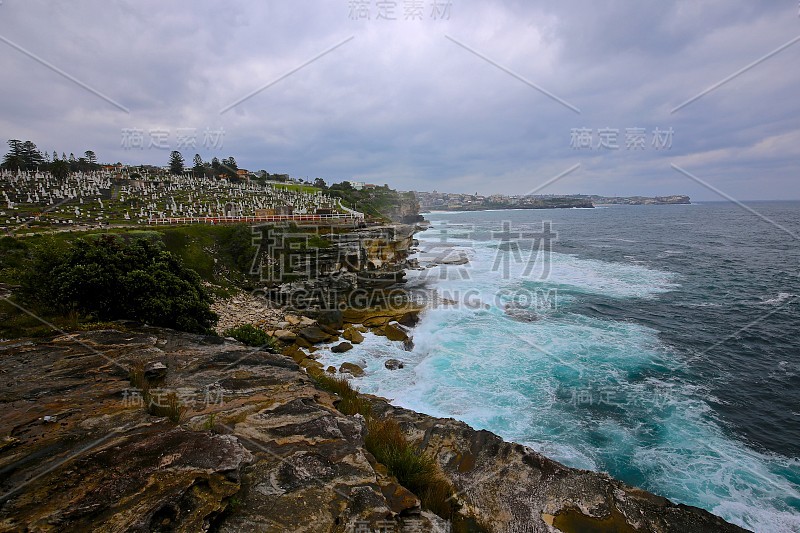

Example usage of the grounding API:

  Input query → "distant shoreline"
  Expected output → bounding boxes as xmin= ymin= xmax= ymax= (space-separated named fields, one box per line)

xmin=416 ymin=194 xmax=691 ymax=213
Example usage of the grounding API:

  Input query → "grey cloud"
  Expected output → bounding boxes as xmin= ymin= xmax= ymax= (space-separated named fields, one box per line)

xmin=0 ymin=1 xmax=798 ymax=200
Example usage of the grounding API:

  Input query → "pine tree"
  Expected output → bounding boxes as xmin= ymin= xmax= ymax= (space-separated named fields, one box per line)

xmin=2 ymin=140 xmax=24 ymax=171
xmin=20 ymin=141 xmax=44 ymax=169
xmin=168 ymin=151 xmax=185 ymax=175
xmin=192 ymin=153 xmax=204 ymax=176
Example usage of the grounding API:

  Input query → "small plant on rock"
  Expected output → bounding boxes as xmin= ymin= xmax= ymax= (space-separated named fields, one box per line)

xmin=224 ymin=324 xmax=278 ymax=352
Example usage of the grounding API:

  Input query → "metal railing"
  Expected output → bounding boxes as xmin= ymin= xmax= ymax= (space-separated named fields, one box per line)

xmin=146 ymin=213 xmax=364 ymax=225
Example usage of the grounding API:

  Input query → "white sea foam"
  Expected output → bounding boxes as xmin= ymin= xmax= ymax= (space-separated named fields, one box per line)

xmin=315 ymin=220 xmax=799 ymax=532
xmin=760 ymin=292 xmax=796 ymax=305
xmin=415 ymin=223 xmax=680 ymax=300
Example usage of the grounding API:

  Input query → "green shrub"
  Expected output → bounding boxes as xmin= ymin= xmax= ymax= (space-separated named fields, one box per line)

xmin=19 ymin=235 xmax=217 ymax=334
xmin=365 ymin=417 xmax=456 ymax=519
xmin=223 ymin=324 xmax=278 ymax=351
xmin=313 ymin=372 xmax=372 ymax=417
xmin=312 ymin=372 xmax=457 ymax=519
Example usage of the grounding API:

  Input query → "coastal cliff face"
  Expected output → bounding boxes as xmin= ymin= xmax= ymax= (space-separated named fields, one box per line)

xmin=384 ymin=193 xmax=424 ymax=224
xmin=263 ymin=224 xmax=417 ymax=307
xmin=0 ymin=327 xmax=747 ymax=532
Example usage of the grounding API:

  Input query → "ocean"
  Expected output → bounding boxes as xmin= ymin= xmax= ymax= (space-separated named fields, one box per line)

xmin=317 ymin=201 xmax=800 ymax=532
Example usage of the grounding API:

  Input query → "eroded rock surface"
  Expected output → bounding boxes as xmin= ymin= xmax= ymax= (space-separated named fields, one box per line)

xmin=0 ymin=328 xmax=748 ymax=532
xmin=0 ymin=328 xmax=441 ymax=532
xmin=370 ymin=400 xmax=749 ymax=533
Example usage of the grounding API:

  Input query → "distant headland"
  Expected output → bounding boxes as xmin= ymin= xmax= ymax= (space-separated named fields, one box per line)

xmin=415 ymin=190 xmax=690 ymax=212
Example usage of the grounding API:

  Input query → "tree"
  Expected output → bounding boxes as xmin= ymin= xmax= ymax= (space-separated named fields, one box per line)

xmin=20 ymin=235 xmax=217 ymax=334
xmin=20 ymin=141 xmax=44 ymax=169
xmin=192 ymin=154 xmax=204 ymax=176
xmin=1 ymin=140 xmax=45 ymax=171
xmin=217 ymin=156 xmax=238 ymax=179
xmin=314 ymin=178 xmax=327 ymax=189
xmin=84 ymin=150 xmax=97 ymax=166
xmin=211 ymin=157 xmax=220 ymax=175
xmin=2 ymin=140 xmax=24 ymax=171
xmin=332 ymin=181 xmax=354 ymax=191
xmin=50 ymin=159 xmax=70 ymax=179
xmin=168 ymin=151 xmax=185 ymax=175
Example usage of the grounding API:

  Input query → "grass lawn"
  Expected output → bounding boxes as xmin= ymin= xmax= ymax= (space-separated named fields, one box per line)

xmin=270 ymin=183 xmax=320 ymax=194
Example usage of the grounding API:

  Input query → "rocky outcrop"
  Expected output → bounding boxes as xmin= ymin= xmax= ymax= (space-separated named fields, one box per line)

xmin=262 ymin=224 xmax=418 ymax=309
xmin=370 ymin=400 xmax=748 ymax=533
xmin=384 ymin=359 xmax=404 ymax=371
xmin=0 ymin=327 xmax=748 ymax=532
xmin=342 ymin=328 xmax=364 ymax=344
xmin=339 ymin=362 xmax=365 ymax=377
xmin=0 ymin=328 xmax=446 ymax=532
xmin=331 ymin=342 xmax=353 ymax=354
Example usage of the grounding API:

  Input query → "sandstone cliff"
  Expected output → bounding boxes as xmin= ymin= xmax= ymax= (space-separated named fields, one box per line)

xmin=0 ymin=327 xmax=748 ymax=532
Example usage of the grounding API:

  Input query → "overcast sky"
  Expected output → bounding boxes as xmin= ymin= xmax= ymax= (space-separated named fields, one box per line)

xmin=1 ymin=1 xmax=799 ymax=200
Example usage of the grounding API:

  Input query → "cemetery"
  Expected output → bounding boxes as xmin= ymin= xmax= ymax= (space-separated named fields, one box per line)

xmin=0 ymin=169 xmax=363 ymax=233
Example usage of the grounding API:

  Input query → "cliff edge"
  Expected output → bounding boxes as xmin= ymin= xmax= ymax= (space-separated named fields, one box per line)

xmin=0 ymin=327 xmax=747 ymax=532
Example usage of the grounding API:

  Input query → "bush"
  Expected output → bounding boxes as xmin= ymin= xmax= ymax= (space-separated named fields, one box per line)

xmin=312 ymin=372 xmax=457 ymax=519
xmin=313 ymin=372 xmax=373 ymax=417
xmin=224 ymin=324 xmax=278 ymax=351
xmin=365 ymin=417 xmax=456 ymax=519
xmin=19 ymin=235 xmax=217 ymax=334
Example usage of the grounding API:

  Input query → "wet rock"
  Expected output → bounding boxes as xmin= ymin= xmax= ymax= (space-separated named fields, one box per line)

xmin=397 ymin=312 xmax=420 ymax=328
xmin=383 ymin=323 xmax=408 ymax=342
xmin=343 ymin=327 xmax=365 ymax=344
xmin=298 ymin=326 xmax=330 ymax=344
xmin=384 ymin=359 xmax=404 ymax=370
xmin=331 ymin=342 xmax=353 ymax=353
xmin=326 ymin=366 xmax=336 ymax=374
xmin=432 ymin=251 xmax=469 ymax=265
xmin=339 ymin=362 xmax=365 ymax=377
xmin=504 ymin=303 xmax=538 ymax=323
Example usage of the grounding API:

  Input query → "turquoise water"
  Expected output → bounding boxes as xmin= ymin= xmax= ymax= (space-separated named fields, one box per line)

xmin=317 ymin=203 xmax=800 ymax=532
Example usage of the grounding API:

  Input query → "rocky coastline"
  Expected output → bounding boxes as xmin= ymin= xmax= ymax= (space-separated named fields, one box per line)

xmin=0 ymin=325 xmax=747 ymax=532
xmin=0 ymin=222 xmax=749 ymax=532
